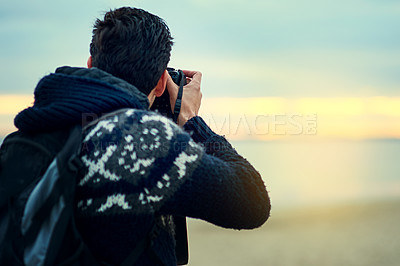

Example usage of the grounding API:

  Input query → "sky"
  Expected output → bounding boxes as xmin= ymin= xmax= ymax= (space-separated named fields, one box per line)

xmin=0 ymin=0 xmax=399 ymax=138
xmin=0 ymin=0 xmax=399 ymax=212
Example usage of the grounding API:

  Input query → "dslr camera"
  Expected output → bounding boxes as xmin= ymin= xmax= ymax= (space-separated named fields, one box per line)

xmin=150 ymin=67 xmax=186 ymax=123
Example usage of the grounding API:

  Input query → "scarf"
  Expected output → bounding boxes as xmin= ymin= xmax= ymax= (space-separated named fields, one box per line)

xmin=14 ymin=67 xmax=150 ymax=133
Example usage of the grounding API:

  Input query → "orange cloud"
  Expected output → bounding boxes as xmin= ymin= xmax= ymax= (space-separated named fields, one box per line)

xmin=1 ymin=95 xmax=400 ymax=140
xmin=200 ymin=97 xmax=400 ymax=140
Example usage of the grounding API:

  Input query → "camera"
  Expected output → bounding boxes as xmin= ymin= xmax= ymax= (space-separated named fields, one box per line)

xmin=150 ymin=67 xmax=186 ymax=123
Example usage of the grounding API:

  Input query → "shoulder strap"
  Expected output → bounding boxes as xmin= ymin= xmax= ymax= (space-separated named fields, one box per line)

xmin=2 ymin=138 xmax=54 ymax=159
xmin=21 ymin=125 xmax=84 ymax=266
xmin=172 ymin=70 xmax=186 ymax=124
xmin=0 ymin=136 xmax=54 ymax=208
xmin=171 ymin=70 xmax=190 ymax=265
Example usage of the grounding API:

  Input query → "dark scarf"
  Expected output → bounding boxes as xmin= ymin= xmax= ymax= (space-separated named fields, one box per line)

xmin=14 ymin=67 xmax=150 ymax=133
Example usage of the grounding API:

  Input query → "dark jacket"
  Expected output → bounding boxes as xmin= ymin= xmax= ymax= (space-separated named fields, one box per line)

xmin=15 ymin=66 xmax=271 ymax=265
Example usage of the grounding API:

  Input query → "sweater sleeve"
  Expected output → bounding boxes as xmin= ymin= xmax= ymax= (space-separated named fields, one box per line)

xmin=77 ymin=111 xmax=270 ymax=230
xmin=160 ymin=116 xmax=271 ymax=229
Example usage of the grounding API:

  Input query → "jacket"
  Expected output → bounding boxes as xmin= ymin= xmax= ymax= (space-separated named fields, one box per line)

xmin=14 ymin=66 xmax=271 ymax=265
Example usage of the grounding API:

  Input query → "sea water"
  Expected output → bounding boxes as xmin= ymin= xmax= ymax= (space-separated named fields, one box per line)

xmin=231 ymin=139 xmax=400 ymax=209
xmin=1 ymin=137 xmax=399 ymax=209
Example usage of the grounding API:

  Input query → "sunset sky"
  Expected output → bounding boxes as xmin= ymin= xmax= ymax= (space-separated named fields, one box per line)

xmin=1 ymin=0 xmax=400 ymax=227
xmin=1 ymin=0 xmax=399 ymax=139
xmin=2 ymin=95 xmax=400 ymax=140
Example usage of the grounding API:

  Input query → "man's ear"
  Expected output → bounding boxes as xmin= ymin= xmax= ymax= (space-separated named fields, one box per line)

xmin=154 ymin=70 xmax=168 ymax=97
xmin=87 ymin=56 xmax=93 ymax=68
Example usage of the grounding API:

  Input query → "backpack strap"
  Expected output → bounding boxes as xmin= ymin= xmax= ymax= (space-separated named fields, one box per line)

xmin=21 ymin=125 xmax=84 ymax=266
xmin=1 ymin=138 xmax=54 ymax=159
xmin=0 ymin=138 xmax=54 ymax=208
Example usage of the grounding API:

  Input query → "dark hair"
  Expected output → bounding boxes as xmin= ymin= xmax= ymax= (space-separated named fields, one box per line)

xmin=89 ymin=7 xmax=173 ymax=95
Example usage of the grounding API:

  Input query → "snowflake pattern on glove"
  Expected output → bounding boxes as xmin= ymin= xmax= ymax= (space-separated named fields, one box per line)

xmin=76 ymin=109 xmax=204 ymax=216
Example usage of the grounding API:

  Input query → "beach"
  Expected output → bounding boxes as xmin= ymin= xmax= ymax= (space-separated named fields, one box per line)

xmin=1 ymin=136 xmax=399 ymax=265
xmin=186 ymin=199 xmax=400 ymax=266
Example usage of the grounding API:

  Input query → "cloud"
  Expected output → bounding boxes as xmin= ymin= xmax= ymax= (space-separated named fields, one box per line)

xmin=199 ymin=96 xmax=400 ymax=140
xmin=1 ymin=94 xmax=399 ymax=140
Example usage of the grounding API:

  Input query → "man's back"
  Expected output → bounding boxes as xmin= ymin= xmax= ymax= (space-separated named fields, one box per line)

xmin=2 ymin=6 xmax=271 ymax=265
xmin=75 ymin=106 xmax=270 ymax=265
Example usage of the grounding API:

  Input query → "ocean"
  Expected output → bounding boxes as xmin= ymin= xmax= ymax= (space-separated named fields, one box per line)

xmin=2 ymin=136 xmax=400 ymax=265
xmin=230 ymin=139 xmax=400 ymax=209
xmin=1 ymin=136 xmax=399 ymax=209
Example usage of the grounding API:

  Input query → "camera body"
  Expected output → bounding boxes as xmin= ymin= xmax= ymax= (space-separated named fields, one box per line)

xmin=150 ymin=67 xmax=186 ymax=120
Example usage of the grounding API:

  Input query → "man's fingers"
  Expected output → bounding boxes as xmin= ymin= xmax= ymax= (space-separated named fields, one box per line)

xmin=181 ymin=69 xmax=196 ymax=77
xmin=185 ymin=77 xmax=192 ymax=84
xmin=182 ymin=70 xmax=202 ymax=86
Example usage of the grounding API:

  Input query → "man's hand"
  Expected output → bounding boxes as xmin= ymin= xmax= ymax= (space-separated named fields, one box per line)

xmin=166 ymin=70 xmax=202 ymax=126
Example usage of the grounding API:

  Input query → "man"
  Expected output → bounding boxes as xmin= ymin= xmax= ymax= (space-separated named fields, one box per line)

xmin=14 ymin=7 xmax=270 ymax=265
